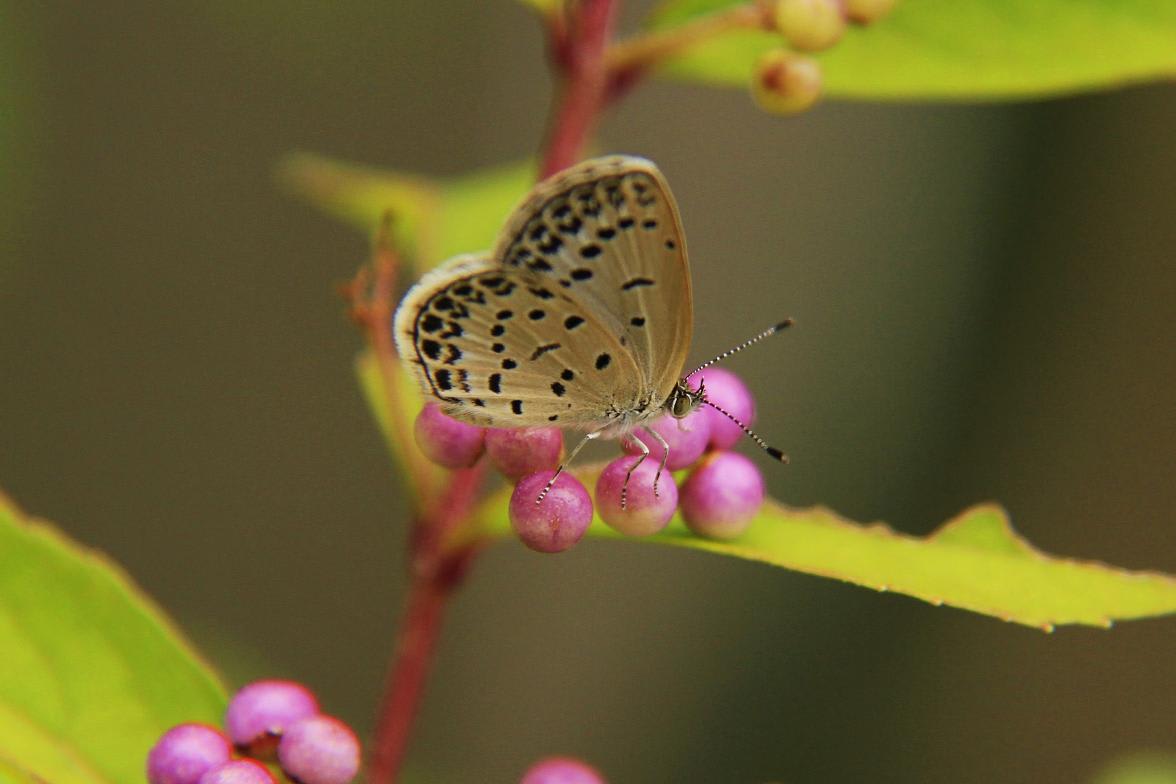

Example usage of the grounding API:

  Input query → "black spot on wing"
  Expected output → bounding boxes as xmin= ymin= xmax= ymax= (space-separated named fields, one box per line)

xmin=564 ymin=315 xmax=585 ymax=330
xmin=561 ymin=369 xmax=575 ymax=381
xmin=421 ymin=340 xmax=443 ymax=360
xmin=502 ymin=358 xmax=518 ymax=370
xmin=630 ymin=316 xmax=646 ymax=327
xmin=489 ymin=373 xmax=502 ymax=394
xmin=421 ymin=314 xmax=444 ymax=333
xmin=530 ymin=343 xmax=561 ymax=361
xmin=434 ymin=369 xmax=453 ymax=391
xmin=621 ymin=278 xmax=655 ymax=291
xmin=595 ymin=353 xmax=611 ymax=370
xmin=528 ymin=309 xmax=546 ymax=321
xmin=511 ymin=399 xmax=524 ymax=415
xmin=551 ymin=382 xmax=566 ymax=397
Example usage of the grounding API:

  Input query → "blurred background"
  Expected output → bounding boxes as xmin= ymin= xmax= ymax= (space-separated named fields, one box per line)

xmin=2 ymin=3 xmax=1174 ymax=782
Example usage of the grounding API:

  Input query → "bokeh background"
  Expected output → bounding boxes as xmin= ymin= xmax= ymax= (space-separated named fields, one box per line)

xmin=2 ymin=3 xmax=1174 ymax=782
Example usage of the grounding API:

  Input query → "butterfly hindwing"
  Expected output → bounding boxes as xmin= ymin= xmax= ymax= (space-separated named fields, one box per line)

xmin=493 ymin=156 xmax=692 ymax=404
xmin=394 ymin=254 xmax=640 ymax=429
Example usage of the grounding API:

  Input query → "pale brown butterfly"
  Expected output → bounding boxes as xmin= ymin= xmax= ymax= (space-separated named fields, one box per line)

xmin=393 ymin=155 xmax=788 ymax=501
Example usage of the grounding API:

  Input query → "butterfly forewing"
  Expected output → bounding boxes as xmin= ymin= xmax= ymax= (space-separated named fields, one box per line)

xmin=394 ymin=254 xmax=641 ymax=429
xmin=493 ymin=156 xmax=692 ymax=404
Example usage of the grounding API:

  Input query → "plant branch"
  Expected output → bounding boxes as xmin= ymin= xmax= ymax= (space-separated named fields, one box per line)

xmin=606 ymin=2 xmax=771 ymax=98
xmin=370 ymin=3 xmax=625 ymax=781
xmin=540 ymin=0 xmax=620 ymax=177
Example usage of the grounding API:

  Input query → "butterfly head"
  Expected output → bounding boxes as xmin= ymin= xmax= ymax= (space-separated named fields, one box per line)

xmin=666 ymin=379 xmax=706 ymax=420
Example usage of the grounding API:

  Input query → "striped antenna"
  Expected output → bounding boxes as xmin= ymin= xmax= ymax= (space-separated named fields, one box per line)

xmin=684 ymin=319 xmax=793 ymax=379
xmin=702 ymin=398 xmax=789 ymax=463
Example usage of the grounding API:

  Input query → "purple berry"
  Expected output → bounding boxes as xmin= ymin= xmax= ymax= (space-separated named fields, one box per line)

xmin=594 ymin=455 xmax=678 ymax=537
xmin=486 ymin=427 xmax=564 ymax=480
xmin=277 ymin=715 xmax=361 ymax=784
xmin=520 ymin=756 xmax=607 ymax=784
xmin=147 ymin=723 xmax=232 ymax=784
xmin=622 ymin=409 xmax=710 ymax=471
xmin=509 ymin=470 xmax=594 ymax=553
xmin=198 ymin=760 xmax=277 ymax=784
xmin=680 ymin=452 xmax=765 ymax=539
xmin=225 ymin=679 xmax=320 ymax=759
xmin=413 ymin=403 xmax=485 ymax=469
xmin=692 ymin=368 xmax=755 ymax=450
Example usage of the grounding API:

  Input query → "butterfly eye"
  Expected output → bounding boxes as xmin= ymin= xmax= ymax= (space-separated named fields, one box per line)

xmin=669 ymin=387 xmax=696 ymax=419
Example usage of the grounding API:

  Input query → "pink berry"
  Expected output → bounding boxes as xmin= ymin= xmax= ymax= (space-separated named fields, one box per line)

xmin=198 ymin=760 xmax=277 ymax=784
xmin=680 ymin=452 xmax=765 ymax=539
xmin=413 ymin=403 xmax=485 ymax=469
xmin=509 ymin=470 xmax=594 ymax=553
xmin=486 ymin=427 xmax=564 ymax=480
xmin=692 ymin=368 xmax=755 ymax=450
xmin=520 ymin=756 xmax=607 ymax=784
xmin=147 ymin=723 xmax=232 ymax=784
xmin=594 ymin=455 xmax=678 ymax=537
xmin=225 ymin=680 xmax=320 ymax=759
xmin=622 ymin=409 xmax=710 ymax=471
xmin=277 ymin=715 xmax=361 ymax=784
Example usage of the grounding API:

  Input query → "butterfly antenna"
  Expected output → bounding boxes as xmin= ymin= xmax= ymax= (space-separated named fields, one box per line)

xmin=702 ymin=399 xmax=790 ymax=463
xmin=684 ymin=319 xmax=794 ymax=379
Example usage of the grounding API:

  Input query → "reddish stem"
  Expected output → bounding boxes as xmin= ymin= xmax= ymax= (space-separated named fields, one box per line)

xmin=369 ymin=469 xmax=483 ymax=784
xmin=369 ymin=3 xmax=621 ymax=782
xmin=540 ymin=0 xmax=619 ymax=178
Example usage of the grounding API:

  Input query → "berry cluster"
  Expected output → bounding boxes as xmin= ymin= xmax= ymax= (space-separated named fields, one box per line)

xmin=752 ymin=0 xmax=899 ymax=115
xmin=414 ymin=368 xmax=768 ymax=554
xmin=147 ymin=680 xmax=360 ymax=784
xmin=521 ymin=756 xmax=607 ymax=784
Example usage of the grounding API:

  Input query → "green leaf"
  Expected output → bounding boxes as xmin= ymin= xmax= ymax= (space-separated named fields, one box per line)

xmin=1095 ymin=753 xmax=1176 ymax=784
xmin=467 ymin=466 xmax=1176 ymax=631
xmin=0 ymin=492 xmax=226 ymax=784
xmin=516 ymin=0 xmax=562 ymax=15
xmin=278 ymin=153 xmax=535 ymax=271
xmin=649 ymin=1 xmax=1176 ymax=100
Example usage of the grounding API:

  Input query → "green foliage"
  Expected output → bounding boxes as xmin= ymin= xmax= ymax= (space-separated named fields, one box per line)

xmin=279 ymin=153 xmax=534 ymax=273
xmin=308 ymin=158 xmax=1176 ymax=632
xmin=651 ymin=0 xmax=1176 ymax=99
xmin=468 ymin=467 xmax=1176 ymax=630
xmin=0 ymin=494 xmax=226 ymax=783
xmin=1096 ymin=753 xmax=1176 ymax=784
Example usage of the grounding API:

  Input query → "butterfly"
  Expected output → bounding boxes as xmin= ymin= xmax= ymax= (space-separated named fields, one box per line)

xmin=393 ymin=155 xmax=788 ymax=498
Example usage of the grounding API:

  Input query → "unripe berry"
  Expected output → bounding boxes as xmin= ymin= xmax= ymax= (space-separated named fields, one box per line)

xmin=773 ymin=0 xmax=846 ymax=51
xmin=486 ymin=426 xmax=564 ymax=480
xmin=510 ymin=470 xmax=594 ymax=553
xmin=691 ymin=368 xmax=756 ymax=451
xmin=752 ymin=50 xmax=822 ymax=116
xmin=846 ymin=0 xmax=896 ymax=23
xmin=198 ymin=760 xmax=277 ymax=784
xmin=277 ymin=715 xmax=361 ymax=784
xmin=622 ymin=409 xmax=709 ymax=471
xmin=146 ymin=723 xmax=232 ymax=784
xmin=680 ymin=452 xmax=766 ymax=539
xmin=225 ymin=680 xmax=320 ymax=759
xmin=521 ymin=756 xmax=608 ymax=784
xmin=413 ymin=403 xmax=485 ymax=469
xmin=595 ymin=455 xmax=678 ymax=537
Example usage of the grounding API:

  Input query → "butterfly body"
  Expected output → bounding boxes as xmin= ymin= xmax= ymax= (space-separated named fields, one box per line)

xmin=394 ymin=156 xmax=697 ymax=441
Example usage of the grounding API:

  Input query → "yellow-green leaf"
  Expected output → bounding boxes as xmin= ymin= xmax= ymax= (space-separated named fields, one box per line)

xmin=650 ymin=1 xmax=1176 ymax=100
xmin=516 ymin=0 xmax=563 ymax=15
xmin=279 ymin=153 xmax=534 ymax=271
xmin=0 ymin=492 xmax=226 ymax=784
xmin=467 ymin=466 xmax=1176 ymax=631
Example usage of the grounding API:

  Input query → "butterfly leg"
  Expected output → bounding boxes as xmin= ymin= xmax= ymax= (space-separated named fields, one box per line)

xmin=642 ymin=426 xmax=671 ymax=500
xmin=620 ymin=435 xmax=651 ymax=511
xmin=536 ymin=424 xmax=608 ymax=505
